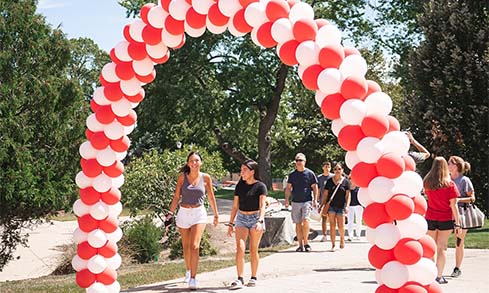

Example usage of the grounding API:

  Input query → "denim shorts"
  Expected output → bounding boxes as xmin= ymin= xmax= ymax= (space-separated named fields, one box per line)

xmin=235 ymin=211 xmax=265 ymax=230
xmin=328 ymin=206 xmax=345 ymax=215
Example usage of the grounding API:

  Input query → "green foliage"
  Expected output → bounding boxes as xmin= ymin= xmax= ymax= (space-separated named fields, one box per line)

xmin=403 ymin=0 xmax=489 ymax=213
xmin=121 ymin=216 xmax=164 ymax=263
xmin=122 ymin=148 xmax=226 ymax=216
xmin=169 ymin=230 xmax=217 ymax=260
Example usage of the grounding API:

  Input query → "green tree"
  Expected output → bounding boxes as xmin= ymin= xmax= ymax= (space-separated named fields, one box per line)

xmin=403 ymin=0 xmax=489 ymax=212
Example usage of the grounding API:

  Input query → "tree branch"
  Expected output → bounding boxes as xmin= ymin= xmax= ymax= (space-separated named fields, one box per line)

xmin=213 ymin=127 xmax=248 ymax=163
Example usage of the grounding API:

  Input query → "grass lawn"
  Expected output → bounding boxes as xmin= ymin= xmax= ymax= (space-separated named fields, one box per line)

xmin=215 ymin=188 xmax=285 ymax=200
xmin=448 ymin=218 xmax=489 ymax=249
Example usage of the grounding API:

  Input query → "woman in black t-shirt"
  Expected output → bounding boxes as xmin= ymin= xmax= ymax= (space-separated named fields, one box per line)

xmin=227 ymin=160 xmax=267 ymax=289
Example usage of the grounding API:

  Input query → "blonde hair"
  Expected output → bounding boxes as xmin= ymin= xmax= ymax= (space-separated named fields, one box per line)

xmin=424 ymin=157 xmax=451 ymax=190
xmin=449 ymin=156 xmax=471 ymax=174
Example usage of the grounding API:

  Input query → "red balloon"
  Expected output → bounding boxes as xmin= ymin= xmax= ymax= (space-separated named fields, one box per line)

xmin=400 ymin=283 xmax=427 ymax=293
xmin=338 ymin=125 xmax=365 ymax=151
xmin=77 ymin=241 xmax=98 ymax=260
xmin=240 ymin=0 xmax=258 ymax=7
xmin=376 ymin=152 xmax=405 ymax=179
xmin=173 ymin=36 xmax=185 ymax=50
xmin=278 ymin=40 xmax=300 ymax=66
xmin=125 ymin=90 xmax=145 ymax=103
xmin=95 ymin=105 xmax=116 ymax=124
xmin=301 ymin=64 xmax=323 ymax=90
xmin=128 ymin=42 xmax=148 ymax=60
xmin=350 ymin=162 xmax=378 ymax=188
xmin=122 ymin=25 xmax=136 ymax=44
xmin=110 ymin=135 xmax=130 ymax=152
xmin=385 ymin=194 xmax=414 ymax=220
xmin=361 ymin=113 xmax=389 ymax=138
xmin=208 ymin=4 xmax=229 ymax=26
xmin=387 ymin=115 xmax=400 ymax=132
xmin=185 ymin=8 xmax=206 ymax=29
xmin=368 ymin=245 xmax=395 ymax=269
xmin=318 ymin=43 xmax=344 ymax=69
xmin=394 ymin=238 xmax=423 ymax=265
xmin=117 ymin=110 xmax=137 ymax=126
xmin=101 ymin=188 xmax=121 ymax=205
xmin=104 ymin=161 xmax=124 ymax=178
xmin=376 ymin=285 xmax=398 ymax=293
xmin=344 ymin=46 xmax=361 ymax=56
xmin=340 ymin=75 xmax=368 ymax=100
xmin=413 ymin=194 xmax=427 ymax=216
xmin=80 ymin=187 xmax=102 ymax=205
xmin=403 ymin=155 xmax=415 ymax=172
xmin=161 ymin=0 xmax=171 ymax=12
xmin=365 ymin=80 xmax=382 ymax=97
xmin=266 ymin=0 xmax=290 ymax=21
xmin=81 ymin=158 xmax=103 ymax=178
xmin=363 ymin=202 xmax=392 ymax=228
xmin=419 ymin=235 xmax=436 ymax=259
xmin=99 ymin=74 xmax=109 ymax=87
xmin=292 ymin=18 xmax=318 ymax=42
xmin=142 ymin=26 xmax=163 ymax=46
xmin=288 ymin=0 xmax=299 ymax=7
xmin=76 ymin=269 xmax=96 ymax=288
xmin=320 ymin=93 xmax=345 ymax=120
xmin=164 ymin=15 xmax=184 ymax=35
xmin=99 ymin=216 xmax=119 ymax=233
xmin=256 ymin=22 xmax=277 ymax=48
xmin=423 ymin=281 xmax=442 ymax=293
xmin=115 ymin=62 xmax=135 ymax=80
xmin=315 ymin=18 xmax=330 ymax=28
xmin=233 ymin=9 xmax=252 ymax=33
xmin=98 ymin=241 xmax=118 ymax=258
xmin=104 ymin=83 xmax=124 ymax=102
xmin=96 ymin=267 xmax=118 ymax=285
xmin=140 ymin=3 xmax=155 ymax=24
xmin=85 ymin=129 xmax=94 ymax=140
xmin=136 ymin=70 xmax=156 ymax=84
xmin=78 ymin=214 xmax=99 ymax=233
xmin=149 ymin=51 xmax=170 ymax=64
xmin=90 ymin=99 xmax=101 ymax=113
xmin=90 ymin=132 xmax=110 ymax=150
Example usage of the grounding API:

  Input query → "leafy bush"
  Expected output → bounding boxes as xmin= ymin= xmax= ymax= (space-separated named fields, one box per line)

xmin=169 ymin=229 xmax=217 ymax=260
xmin=121 ymin=216 xmax=164 ymax=263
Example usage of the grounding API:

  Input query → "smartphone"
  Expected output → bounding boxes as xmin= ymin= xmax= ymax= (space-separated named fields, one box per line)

xmin=456 ymin=237 xmax=461 ymax=247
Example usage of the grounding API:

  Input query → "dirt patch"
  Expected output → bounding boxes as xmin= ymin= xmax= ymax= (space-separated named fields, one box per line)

xmin=205 ymin=223 xmax=235 ymax=255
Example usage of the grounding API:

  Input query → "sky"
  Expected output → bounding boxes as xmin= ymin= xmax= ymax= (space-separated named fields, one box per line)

xmin=37 ymin=0 xmax=133 ymax=52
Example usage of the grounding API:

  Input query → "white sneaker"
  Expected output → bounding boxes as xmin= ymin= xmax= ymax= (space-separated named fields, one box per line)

xmin=354 ymin=236 xmax=361 ymax=240
xmin=321 ymin=235 xmax=328 ymax=242
xmin=189 ymin=278 xmax=197 ymax=290
xmin=184 ymin=270 xmax=191 ymax=283
xmin=229 ymin=279 xmax=243 ymax=290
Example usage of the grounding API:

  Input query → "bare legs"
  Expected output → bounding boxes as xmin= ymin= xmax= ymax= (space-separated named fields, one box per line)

xmin=295 ymin=219 xmax=310 ymax=248
xmin=455 ymin=229 xmax=468 ymax=269
xmin=427 ymin=229 xmax=452 ymax=278
xmin=328 ymin=212 xmax=345 ymax=250
xmin=235 ymin=226 xmax=263 ymax=279
xmin=179 ymin=223 xmax=206 ymax=278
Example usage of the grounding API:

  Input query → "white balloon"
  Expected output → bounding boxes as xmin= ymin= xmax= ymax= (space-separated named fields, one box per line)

xmin=375 ymin=269 xmax=383 ymax=285
xmin=87 ymin=114 xmax=105 ymax=131
xmin=106 ymin=228 xmax=123 ymax=244
xmin=129 ymin=20 xmax=146 ymax=43
xmin=120 ymin=78 xmax=142 ymax=97
xmin=90 ymin=202 xmax=109 ymax=220
xmin=366 ymin=226 xmax=376 ymax=245
xmin=316 ymin=24 xmax=342 ymax=47
xmin=374 ymin=223 xmax=401 ymax=250
xmin=315 ymin=90 xmax=326 ymax=107
xmin=93 ymin=87 xmax=111 ymax=106
xmin=87 ymin=282 xmax=108 ymax=293
xmin=356 ymin=137 xmax=385 ymax=164
xmin=345 ymin=151 xmax=360 ymax=169
xmin=101 ymin=63 xmax=119 ymax=83
xmin=71 ymin=255 xmax=88 ymax=272
xmin=331 ymin=118 xmax=346 ymax=137
xmin=104 ymin=121 xmax=125 ymax=140
xmin=396 ymin=213 xmax=427 ymax=240
xmin=75 ymin=171 xmax=93 ymax=189
xmin=146 ymin=42 xmax=169 ymax=60
xmin=73 ymin=228 xmax=89 ymax=244
xmin=368 ymin=176 xmax=396 ymax=203
xmin=106 ymin=253 xmax=122 ymax=270
xmin=88 ymin=229 xmax=108 ymax=249
xmin=394 ymin=171 xmax=423 ymax=198
xmin=79 ymin=141 xmax=97 ymax=160
xmin=88 ymin=255 xmax=107 ymax=274
xmin=124 ymin=123 xmax=136 ymax=135
xmin=244 ymin=2 xmax=267 ymax=28
xmin=192 ymin=0 xmax=214 ymax=15
xmin=114 ymin=41 xmax=131 ymax=62
xmin=132 ymin=57 xmax=154 ymax=76
xmin=161 ymin=30 xmax=184 ymax=48
xmin=317 ymin=68 xmax=342 ymax=95
xmin=184 ymin=21 xmax=206 ymax=38
xmin=364 ymin=92 xmax=393 ymax=116
xmin=106 ymin=281 xmax=121 ymax=293
xmin=107 ymin=202 xmax=123 ymax=218
xmin=289 ymin=2 xmax=314 ymax=23
xmin=169 ymin=0 xmax=190 ymax=20
xmin=147 ymin=5 xmax=168 ymax=29
xmin=271 ymin=18 xmax=293 ymax=44
xmin=206 ymin=17 xmax=227 ymax=34
xmin=297 ymin=64 xmax=306 ymax=79
xmin=115 ymin=150 xmax=128 ymax=161
xmin=407 ymin=257 xmax=437 ymax=285
xmin=339 ymin=99 xmax=366 ymax=125
xmin=112 ymin=175 xmax=125 ymax=189
xmin=228 ymin=15 xmax=247 ymax=37
xmin=381 ymin=131 xmax=410 ymax=156
xmin=96 ymin=148 xmax=117 ymax=167
xmin=357 ymin=187 xmax=373 ymax=207
xmin=339 ymin=55 xmax=368 ymax=78
xmin=295 ymin=40 xmax=319 ymax=67
xmin=111 ymin=98 xmax=132 ymax=117
xmin=73 ymin=199 xmax=90 ymax=217
xmin=380 ymin=261 xmax=409 ymax=289
xmin=93 ymin=173 xmax=113 ymax=193
xmin=218 ymin=0 xmax=241 ymax=17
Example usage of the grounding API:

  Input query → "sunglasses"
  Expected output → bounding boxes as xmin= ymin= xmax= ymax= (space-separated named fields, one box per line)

xmin=333 ymin=167 xmax=342 ymax=171
xmin=295 ymin=159 xmax=304 ymax=162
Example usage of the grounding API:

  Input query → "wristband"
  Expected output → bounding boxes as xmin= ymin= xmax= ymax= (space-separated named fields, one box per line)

xmin=229 ymin=222 xmax=235 ymax=227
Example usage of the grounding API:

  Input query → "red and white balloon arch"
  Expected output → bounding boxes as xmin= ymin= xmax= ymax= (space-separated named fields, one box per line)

xmin=73 ymin=0 xmax=441 ymax=292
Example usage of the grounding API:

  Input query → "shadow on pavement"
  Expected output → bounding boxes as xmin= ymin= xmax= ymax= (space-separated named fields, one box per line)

xmin=123 ymin=281 xmax=229 ymax=293
xmin=314 ymin=267 xmax=374 ymax=273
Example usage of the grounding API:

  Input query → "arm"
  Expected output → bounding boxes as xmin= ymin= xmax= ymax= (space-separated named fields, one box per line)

xmin=450 ymin=197 xmax=461 ymax=235
xmin=344 ymin=189 xmax=351 ymax=213
xmin=285 ymin=183 xmax=292 ymax=207
xmin=227 ymin=195 xmax=240 ymax=236
xmin=255 ymin=194 xmax=267 ymax=231
xmin=204 ymin=174 xmax=219 ymax=226
xmin=312 ymin=183 xmax=318 ymax=207
xmin=456 ymin=190 xmax=476 ymax=204
xmin=168 ymin=174 xmax=184 ymax=215
xmin=407 ymin=131 xmax=430 ymax=159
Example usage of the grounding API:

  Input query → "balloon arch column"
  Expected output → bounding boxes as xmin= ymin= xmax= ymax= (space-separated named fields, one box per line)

xmin=73 ymin=0 xmax=441 ymax=292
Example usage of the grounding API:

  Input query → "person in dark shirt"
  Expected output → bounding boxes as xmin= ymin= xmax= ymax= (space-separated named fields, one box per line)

xmin=317 ymin=161 xmax=333 ymax=242
xmin=227 ymin=160 xmax=267 ymax=289
xmin=285 ymin=153 xmax=318 ymax=252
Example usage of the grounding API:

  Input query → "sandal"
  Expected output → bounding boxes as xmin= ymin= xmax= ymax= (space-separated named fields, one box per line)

xmin=304 ymin=244 xmax=312 ymax=252
xmin=296 ymin=246 xmax=304 ymax=252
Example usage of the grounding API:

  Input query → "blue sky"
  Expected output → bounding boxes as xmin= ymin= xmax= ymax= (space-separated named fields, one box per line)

xmin=37 ymin=0 xmax=132 ymax=52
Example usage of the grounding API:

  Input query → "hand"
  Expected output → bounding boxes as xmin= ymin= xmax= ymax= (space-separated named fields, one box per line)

xmin=164 ymin=213 xmax=174 ymax=227
xmin=405 ymin=131 xmax=414 ymax=143
xmin=312 ymin=201 xmax=317 ymax=208
xmin=227 ymin=225 xmax=234 ymax=237
xmin=213 ymin=215 xmax=219 ymax=227
xmin=285 ymin=199 xmax=289 ymax=208
xmin=255 ymin=222 xmax=264 ymax=231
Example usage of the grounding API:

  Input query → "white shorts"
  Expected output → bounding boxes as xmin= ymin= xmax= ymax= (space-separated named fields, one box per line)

xmin=176 ymin=206 xmax=207 ymax=229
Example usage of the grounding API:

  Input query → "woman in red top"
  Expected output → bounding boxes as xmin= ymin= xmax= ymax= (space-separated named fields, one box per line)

xmin=424 ymin=157 xmax=461 ymax=284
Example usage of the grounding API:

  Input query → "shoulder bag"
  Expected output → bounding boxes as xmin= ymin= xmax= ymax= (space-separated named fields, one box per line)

xmin=459 ymin=203 xmax=485 ymax=229
xmin=321 ymin=177 xmax=344 ymax=216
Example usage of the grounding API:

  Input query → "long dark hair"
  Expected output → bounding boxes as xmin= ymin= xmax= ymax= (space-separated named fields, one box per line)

xmin=242 ymin=159 xmax=260 ymax=180
xmin=180 ymin=152 xmax=203 ymax=174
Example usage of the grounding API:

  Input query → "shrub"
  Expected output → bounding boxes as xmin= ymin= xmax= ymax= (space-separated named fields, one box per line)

xmin=121 ymin=216 xmax=164 ymax=263
xmin=169 ymin=229 xmax=217 ymax=260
